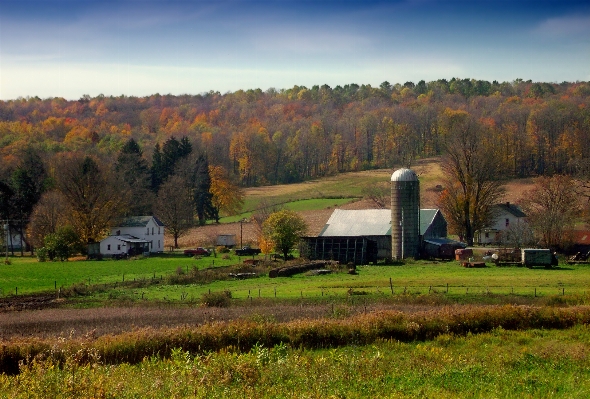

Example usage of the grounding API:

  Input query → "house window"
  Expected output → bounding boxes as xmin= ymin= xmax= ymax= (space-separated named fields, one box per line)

xmin=158 ymin=228 xmax=160 ymax=234
xmin=107 ymin=244 xmax=111 ymax=250
xmin=505 ymin=218 xmax=510 ymax=228
xmin=152 ymin=227 xmax=154 ymax=235
xmin=485 ymin=232 xmax=489 ymax=239
xmin=117 ymin=245 xmax=121 ymax=251
xmin=146 ymin=228 xmax=149 ymax=235
xmin=158 ymin=240 xmax=160 ymax=248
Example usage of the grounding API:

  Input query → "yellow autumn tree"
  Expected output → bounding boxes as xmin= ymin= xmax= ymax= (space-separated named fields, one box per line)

xmin=208 ymin=165 xmax=244 ymax=222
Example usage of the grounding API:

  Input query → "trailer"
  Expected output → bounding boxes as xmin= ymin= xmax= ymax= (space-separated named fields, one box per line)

xmin=521 ymin=248 xmax=558 ymax=268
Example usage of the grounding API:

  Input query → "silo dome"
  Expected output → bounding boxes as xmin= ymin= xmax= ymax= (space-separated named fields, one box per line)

xmin=391 ymin=168 xmax=418 ymax=182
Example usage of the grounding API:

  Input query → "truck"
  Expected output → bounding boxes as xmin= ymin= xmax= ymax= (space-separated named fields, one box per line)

xmin=521 ymin=248 xmax=558 ymax=268
xmin=235 ymin=246 xmax=261 ymax=256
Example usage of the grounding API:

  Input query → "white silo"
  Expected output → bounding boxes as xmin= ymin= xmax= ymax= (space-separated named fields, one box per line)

xmin=391 ymin=168 xmax=420 ymax=260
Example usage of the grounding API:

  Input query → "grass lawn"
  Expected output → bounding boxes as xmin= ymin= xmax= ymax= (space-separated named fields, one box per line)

xmin=0 ymin=253 xmax=237 ymax=295
xmin=102 ymin=261 xmax=590 ymax=302
xmin=4 ymin=253 xmax=588 ymax=302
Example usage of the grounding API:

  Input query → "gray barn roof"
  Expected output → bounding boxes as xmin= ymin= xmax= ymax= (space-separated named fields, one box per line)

xmin=320 ymin=209 xmax=391 ymax=237
xmin=319 ymin=209 xmax=442 ymax=237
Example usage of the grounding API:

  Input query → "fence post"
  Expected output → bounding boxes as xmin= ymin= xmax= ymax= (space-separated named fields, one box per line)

xmin=446 ymin=283 xmax=449 ymax=293
xmin=274 ymin=287 xmax=276 ymax=298
xmin=389 ymin=278 xmax=394 ymax=295
xmin=15 ymin=287 xmax=17 ymax=296
xmin=534 ymin=288 xmax=537 ymax=297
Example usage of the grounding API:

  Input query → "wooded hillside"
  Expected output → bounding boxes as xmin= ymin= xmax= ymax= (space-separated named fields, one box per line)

xmin=1 ymin=78 xmax=589 ymax=186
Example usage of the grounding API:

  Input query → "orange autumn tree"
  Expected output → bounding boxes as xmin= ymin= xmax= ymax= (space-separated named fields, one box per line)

xmin=208 ymin=165 xmax=244 ymax=222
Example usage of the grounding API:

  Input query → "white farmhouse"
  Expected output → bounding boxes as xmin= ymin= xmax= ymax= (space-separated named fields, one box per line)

xmin=476 ymin=202 xmax=527 ymax=245
xmin=98 ymin=216 xmax=165 ymax=257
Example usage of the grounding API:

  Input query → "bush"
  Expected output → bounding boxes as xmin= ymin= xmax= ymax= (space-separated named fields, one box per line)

xmin=216 ymin=246 xmax=230 ymax=254
xmin=201 ymin=290 xmax=232 ymax=307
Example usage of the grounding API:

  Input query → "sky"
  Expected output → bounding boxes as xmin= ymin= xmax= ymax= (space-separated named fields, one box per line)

xmin=0 ymin=0 xmax=589 ymax=100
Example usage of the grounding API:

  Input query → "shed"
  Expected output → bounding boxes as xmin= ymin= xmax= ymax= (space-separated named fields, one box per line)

xmin=422 ymin=238 xmax=467 ymax=260
xmin=216 ymin=234 xmax=237 ymax=247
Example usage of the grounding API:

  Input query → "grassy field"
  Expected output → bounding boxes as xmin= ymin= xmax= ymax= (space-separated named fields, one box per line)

xmin=2 ymin=324 xmax=589 ymax=398
xmin=220 ymin=197 xmax=357 ymax=223
xmin=0 ymin=254 xmax=236 ymax=295
xmin=2 ymin=254 xmax=590 ymax=301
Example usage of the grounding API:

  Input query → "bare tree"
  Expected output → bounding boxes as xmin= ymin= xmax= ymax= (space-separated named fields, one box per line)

xmin=500 ymin=220 xmax=536 ymax=248
xmin=520 ymin=175 xmax=580 ymax=249
xmin=437 ymin=109 xmax=505 ymax=245
xmin=154 ymin=175 xmax=194 ymax=248
xmin=362 ymin=181 xmax=389 ymax=209
xmin=28 ymin=190 xmax=69 ymax=248
xmin=54 ymin=154 xmax=130 ymax=245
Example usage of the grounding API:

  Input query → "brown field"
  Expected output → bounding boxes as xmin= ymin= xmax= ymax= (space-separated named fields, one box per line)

xmin=171 ymin=157 xmax=538 ymax=248
xmin=0 ymin=303 xmax=451 ymax=340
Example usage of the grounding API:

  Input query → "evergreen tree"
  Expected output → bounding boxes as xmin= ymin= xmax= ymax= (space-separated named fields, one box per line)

xmin=151 ymin=143 xmax=164 ymax=192
xmin=192 ymin=154 xmax=215 ymax=225
xmin=116 ymin=138 xmax=152 ymax=215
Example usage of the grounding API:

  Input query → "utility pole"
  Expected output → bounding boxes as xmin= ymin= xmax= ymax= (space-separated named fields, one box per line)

xmin=3 ymin=221 xmax=8 ymax=263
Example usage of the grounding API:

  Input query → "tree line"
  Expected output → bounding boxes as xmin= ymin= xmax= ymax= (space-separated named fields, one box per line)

xmin=0 ymin=79 xmax=588 ymax=187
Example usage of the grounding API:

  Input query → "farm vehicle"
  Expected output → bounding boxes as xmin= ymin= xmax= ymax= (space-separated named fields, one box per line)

xmin=235 ymin=246 xmax=261 ymax=256
xmin=489 ymin=248 xmax=558 ymax=268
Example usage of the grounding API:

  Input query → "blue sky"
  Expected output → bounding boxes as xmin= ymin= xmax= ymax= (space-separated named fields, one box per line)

xmin=0 ymin=0 xmax=589 ymax=100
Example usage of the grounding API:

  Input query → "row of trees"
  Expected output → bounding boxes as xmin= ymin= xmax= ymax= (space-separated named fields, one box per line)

xmin=0 ymin=79 xmax=589 ymax=187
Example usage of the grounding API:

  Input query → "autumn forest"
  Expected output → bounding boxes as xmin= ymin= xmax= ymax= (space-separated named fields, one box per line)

xmin=1 ymin=78 xmax=590 ymax=251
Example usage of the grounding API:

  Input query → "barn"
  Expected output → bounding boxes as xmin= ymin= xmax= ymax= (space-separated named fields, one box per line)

xmin=299 ymin=168 xmax=464 ymax=264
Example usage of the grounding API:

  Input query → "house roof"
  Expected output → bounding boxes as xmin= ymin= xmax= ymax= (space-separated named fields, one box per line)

xmin=495 ymin=203 xmax=526 ymax=218
xmin=319 ymin=208 xmax=442 ymax=237
xmin=117 ymin=215 xmax=164 ymax=227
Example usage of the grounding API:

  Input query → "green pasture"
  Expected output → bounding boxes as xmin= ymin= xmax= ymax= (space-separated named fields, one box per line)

xmin=3 ymin=254 xmax=590 ymax=301
xmin=0 ymin=254 xmax=236 ymax=295
xmin=99 ymin=261 xmax=590 ymax=302
xmin=236 ymin=169 xmax=391 ymax=214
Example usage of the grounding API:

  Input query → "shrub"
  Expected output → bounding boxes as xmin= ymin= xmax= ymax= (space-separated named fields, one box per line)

xmin=216 ymin=246 xmax=230 ymax=254
xmin=201 ymin=290 xmax=232 ymax=307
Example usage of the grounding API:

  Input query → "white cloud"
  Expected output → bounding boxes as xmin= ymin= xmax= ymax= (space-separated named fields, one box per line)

xmin=535 ymin=14 xmax=590 ymax=37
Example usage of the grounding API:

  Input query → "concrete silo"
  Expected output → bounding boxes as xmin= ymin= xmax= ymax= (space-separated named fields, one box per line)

xmin=391 ymin=168 xmax=420 ymax=260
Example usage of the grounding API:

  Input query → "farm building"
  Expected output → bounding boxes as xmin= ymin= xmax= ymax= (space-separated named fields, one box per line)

xmin=475 ymin=202 xmax=527 ymax=245
xmin=89 ymin=216 xmax=164 ymax=258
xmin=300 ymin=168 xmax=463 ymax=263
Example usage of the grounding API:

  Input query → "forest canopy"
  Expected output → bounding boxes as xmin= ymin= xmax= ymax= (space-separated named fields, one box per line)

xmin=1 ymin=78 xmax=589 ymax=186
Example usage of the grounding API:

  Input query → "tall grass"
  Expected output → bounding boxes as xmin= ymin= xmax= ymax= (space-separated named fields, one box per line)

xmin=2 ymin=325 xmax=589 ymax=398
xmin=2 ymin=304 xmax=590 ymax=374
